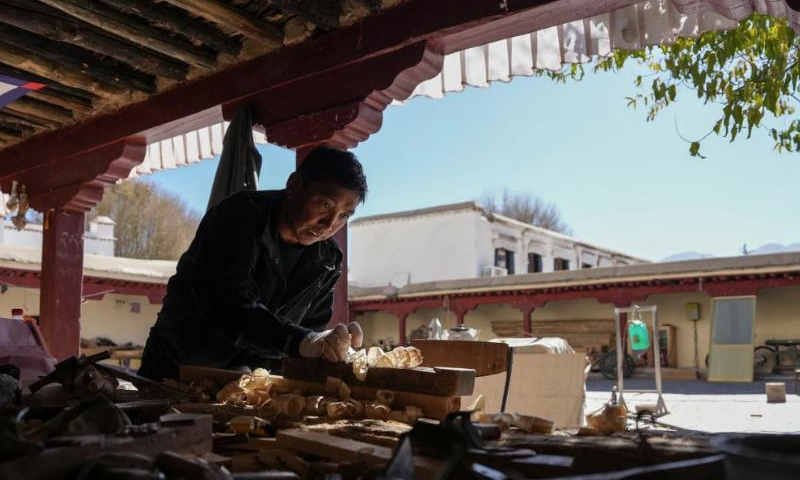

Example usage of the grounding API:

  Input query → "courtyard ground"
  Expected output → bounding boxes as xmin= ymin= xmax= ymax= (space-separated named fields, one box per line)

xmin=586 ymin=374 xmax=800 ymax=433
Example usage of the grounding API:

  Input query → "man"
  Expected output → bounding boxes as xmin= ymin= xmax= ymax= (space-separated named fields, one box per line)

xmin=139 ymin=146 xmax=367 ymax=381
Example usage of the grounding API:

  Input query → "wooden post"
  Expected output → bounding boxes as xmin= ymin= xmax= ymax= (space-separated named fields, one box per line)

xmin=39 ymin=209 xmax=85 ymax=360
xmin=510 ymin=299 xmax=546 ymax=337
xmin=398 ymin=312 xmax=408 ymax=346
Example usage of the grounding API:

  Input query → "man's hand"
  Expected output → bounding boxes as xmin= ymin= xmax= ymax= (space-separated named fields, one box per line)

xmin=299 ymin=322 xmax=364 ymax=362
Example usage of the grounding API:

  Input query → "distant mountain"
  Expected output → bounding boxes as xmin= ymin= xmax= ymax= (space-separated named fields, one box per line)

xmin=660 ymin=252 xmax=716 ymax=262
xmin=660 ymin=243 xmax=800 ymax=262
xmin=750 ymin=243 xmax=800 ymax=255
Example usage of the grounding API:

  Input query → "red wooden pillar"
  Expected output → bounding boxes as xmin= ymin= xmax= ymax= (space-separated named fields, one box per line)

xmin=510 ymin=299 xmax=546 ymax=337
xmin=386 ymin=304 xmax=416 ymax=346
xmin=398 ymin=312 xmax=408 ymax=346
xmin=6 ymin=139 xmax=147 ymax=361
xmin=449 ymin=299 xmax=479 ymax=327
xmin=39 ymin=209 xmax=85 ymax=360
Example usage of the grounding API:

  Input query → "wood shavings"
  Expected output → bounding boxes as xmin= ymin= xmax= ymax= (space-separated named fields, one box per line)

xmin=304 ymin=396 xmax=328 ymax=415
xmin=216 ymin=368 xmax=274 ymax=407
xmin=346 ymin=346 xmax=424 ymax=380
xmin=351 ymin=348 xmax=369 ymax=381
xmin=326 ymin=401 xmax=353 ymax=419
xmin=375 ymin=389 xmax=395 ymax=407
xmin=364 ymin=403 xmax=390 ymax=420
xmin=512 ymin=413 xmax=554 ymax=434
xmin=478 ymin=412 xmax=514 ymax=430
xmin=274 ymin=394 xmax=305 ymax=417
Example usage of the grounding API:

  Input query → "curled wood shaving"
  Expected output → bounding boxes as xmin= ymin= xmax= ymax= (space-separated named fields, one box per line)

xmin=364 ymin=403 xmax=390 ymax=420
xmin=375 ymin=389 xmax=395 ymax=407
xmin=274 ymin=394 xmax=305 ymax=417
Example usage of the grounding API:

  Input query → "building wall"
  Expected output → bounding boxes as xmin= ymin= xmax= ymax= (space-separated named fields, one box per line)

xmin=2 ymin=219 xmax=115 ymax=256
xmin=0 ymin=285 xmax=158 ymax=347
xmin=81 ymin=294 xmax=161 ymax=346
xmin=350 ymin=206 xmax=646 ymax=287
xmin=353 ymin=286 xmax=800 ymax=371
xmin=350 ymin=210 xmax=480 ymax=287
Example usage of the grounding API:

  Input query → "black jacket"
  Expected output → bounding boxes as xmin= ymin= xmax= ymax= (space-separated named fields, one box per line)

xmin=139 ymin=190 xmax=341 ymax=380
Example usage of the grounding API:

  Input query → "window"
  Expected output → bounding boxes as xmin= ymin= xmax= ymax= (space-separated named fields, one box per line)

xmin=528 ymin=253 xmax=543 ymax=273
xmin=554 ymin=258 xmax=570 ymax=271
xmin=494 ymin=248 xmax=515 ymax=274
xmin=581 ymin=263 xmax=592 ymax=269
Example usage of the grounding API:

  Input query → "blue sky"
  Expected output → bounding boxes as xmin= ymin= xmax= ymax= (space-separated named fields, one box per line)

xmin=147 ymin=63 xmax=800 ymax=261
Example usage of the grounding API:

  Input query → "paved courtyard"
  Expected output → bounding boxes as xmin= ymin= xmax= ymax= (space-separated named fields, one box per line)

xmin=586 ymin=375 xmax=800 ymax=433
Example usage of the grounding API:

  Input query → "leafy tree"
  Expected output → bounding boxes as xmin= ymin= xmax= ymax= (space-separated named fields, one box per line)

xmin=542 ymin=14 xmax=800 ymax=157
xmin=92 ymin=180 xmax=200 ymax=260
xmin=480 ymin=190 xmax=572 ymax=234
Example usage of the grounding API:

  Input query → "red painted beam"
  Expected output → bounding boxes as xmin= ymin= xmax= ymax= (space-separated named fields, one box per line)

xmin=349 ymin=274 xmax=800 ymax=313
xmin=0 ymin=0 xmax=605 ymax=176
xmin=0 ymin=138 xmax=146 ymax=212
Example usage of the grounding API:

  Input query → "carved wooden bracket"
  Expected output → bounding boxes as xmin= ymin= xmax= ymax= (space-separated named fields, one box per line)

xmin=256 ymin=41 xmax=443 ymax=150
xmin=0 ymin=138 xmax=146 ymax=213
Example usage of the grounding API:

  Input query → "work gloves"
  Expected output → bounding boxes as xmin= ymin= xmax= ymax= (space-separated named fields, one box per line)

xmin=299 ymin=322 xmax=364 ymax=362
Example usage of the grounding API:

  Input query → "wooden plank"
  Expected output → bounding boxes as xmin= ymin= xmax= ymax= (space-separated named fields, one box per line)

xmin=412 ymin=340 xmax=509 ymax=377
xmin=37 ymin=0 xmax=217 ymax=69
xmin=0 ymin=0 xmax=188 ymax=80
xmin=282 ymin=357 xmax=475 ymax=396
xmin=178 ymin=366 xmax=461 ymax=419
xmin=159 ymin=0 xmax=284 ymax=48
xmin=0 ymin=22 xmax=155 ymax=93
xmin=276 ymin=429 xmax=444 ymax=480
xmin=268 ymin=0 xmax=340 ymax=30
xmin=99 ymin=0 xmax=242 ymax=55
xmin=0 ymin=42 xmax=122 ymax=98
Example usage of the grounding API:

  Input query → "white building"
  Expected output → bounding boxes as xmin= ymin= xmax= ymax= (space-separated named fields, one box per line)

xmin=1 ymin=215 xmax=116 ymax=256
xmin=350 ymin=202 xmax=647 ymax=288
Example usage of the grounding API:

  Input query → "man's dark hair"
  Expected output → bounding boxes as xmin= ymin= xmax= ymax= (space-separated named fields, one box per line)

xmin=297 ymin=146 xmax=368 ymax=203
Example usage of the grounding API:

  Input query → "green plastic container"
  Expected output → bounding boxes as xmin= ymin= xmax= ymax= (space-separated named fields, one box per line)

xmin=627 ymin=320 xmax=650 ymax=351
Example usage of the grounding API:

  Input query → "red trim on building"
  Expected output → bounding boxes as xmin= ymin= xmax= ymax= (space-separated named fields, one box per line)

xmin=0 ymin=266 xmax=166 ymax=304
xmin=350 ymin=271 xmax=800 ymax=333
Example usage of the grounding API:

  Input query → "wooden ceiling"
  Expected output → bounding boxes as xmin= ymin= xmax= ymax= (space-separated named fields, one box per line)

xmin=0 ymin=0 xmax=387 ymax=148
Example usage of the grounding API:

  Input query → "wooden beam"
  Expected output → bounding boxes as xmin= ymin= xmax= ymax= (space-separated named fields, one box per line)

xmin=0 ymin=111 xmax=51 ymax=131
xmin=5 ymin=97 xmax=73 ymax=125
xmin=0 ymin=23 xmax=155 ymax=93
xmin=0 ymin=60 xmax=98 ymax=102
xmin=1 ymin=0 xmax=616 ymax=172
xmin=0 ymin=42 xmax=123 ymax=97
xmin=158 ymin=0 xmax=284 ymax=49
xmin=281 ymin=357 xmax=475 ymax=396
xmin=6 ymin=139 xmax=147 ymax=213
xmin=0 ymin=118 xmax=35 ymax=136
xmin=36 ymin=0 xmax=217 ymax=69
xmin=0 ymin=0 xmax=189 ymax=80
xmin=27 ymin=90 xmax=93 ymax=114
xmin=268 ymin=0 xmax=340 ymax=30
xmin=98 ymin=0 xmax=242 ymax=55
xmin=276 ymin=430 xmax=444 ymax=480
xmin=412 ymin=340 xmax=509 ymax=377
xmin=2 ymin=106 xmax=61 ymax=129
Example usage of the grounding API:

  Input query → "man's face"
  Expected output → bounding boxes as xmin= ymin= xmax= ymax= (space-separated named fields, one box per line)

xmin=281 ymin=180 xmax=360 ymax=246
